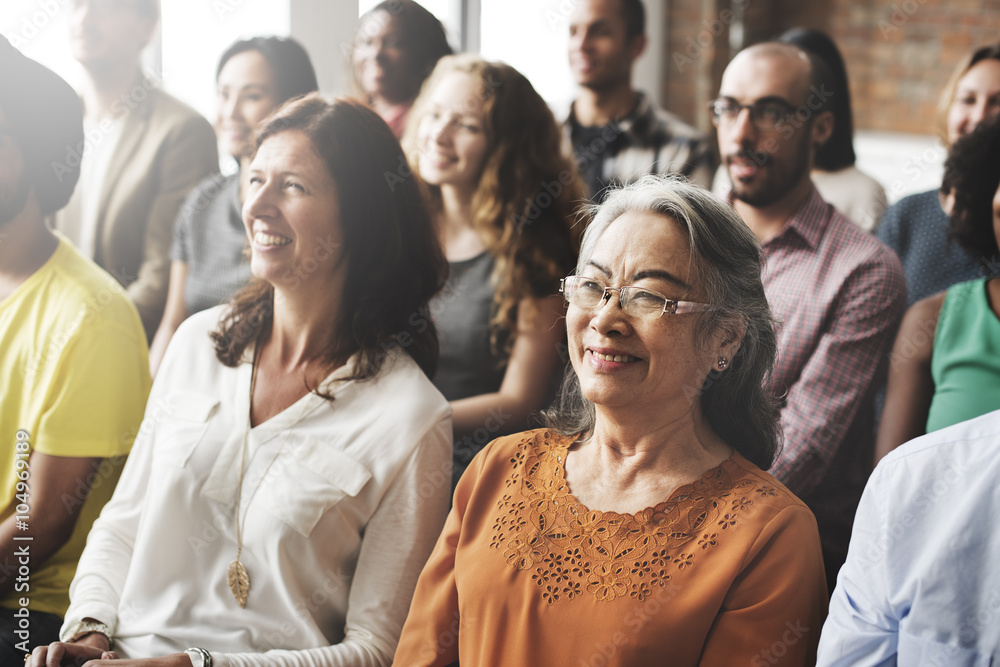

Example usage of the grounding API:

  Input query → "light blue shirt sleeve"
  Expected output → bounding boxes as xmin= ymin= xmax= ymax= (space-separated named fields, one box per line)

xmin=816 ymin=462 xmax=899 ymax=666
xmin=817 ymin=411 xmax=1000 ymax=667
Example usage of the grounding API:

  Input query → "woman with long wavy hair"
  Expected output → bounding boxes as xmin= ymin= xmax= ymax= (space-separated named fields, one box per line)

xmin=403 ymin=54 xmax=585 ymax=486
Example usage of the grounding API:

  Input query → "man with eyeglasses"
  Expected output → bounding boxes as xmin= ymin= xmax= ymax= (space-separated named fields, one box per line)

xmin=51 ymin=0 xmax=217 ymax=339
xmin=564 ymin=0 xmax=715 ymax=201
xmin=0 ymin=37 xmax=150 ymax=660
xmin=711 ymin=42 xmax=906 ymax=594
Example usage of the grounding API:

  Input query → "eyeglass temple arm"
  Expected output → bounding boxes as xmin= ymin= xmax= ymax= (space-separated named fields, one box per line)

xmin=665 ymin=301 xmax=716 ymax=315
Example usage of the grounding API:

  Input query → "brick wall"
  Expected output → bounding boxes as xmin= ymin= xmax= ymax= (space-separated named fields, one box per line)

xmin=660 ymin=0 xmax=736 ymax=133
xmin=659 ymin=0 xmax=1000 ymax=136
xmin=830 ymin=0 xmax=999 ymax=134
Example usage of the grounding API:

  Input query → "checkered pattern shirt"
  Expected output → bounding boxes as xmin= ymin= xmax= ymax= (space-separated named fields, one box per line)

xmin=760 ymin=186 xmax=906 ymax=561
xmin=564 ymin=92 xmax=716 ymax=200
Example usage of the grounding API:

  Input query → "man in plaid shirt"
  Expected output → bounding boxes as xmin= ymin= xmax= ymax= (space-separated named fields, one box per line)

xmin=712 ymin=42 xmax=906 ymax=592
xmin=564 ymin=0 xmax=715 ymax=201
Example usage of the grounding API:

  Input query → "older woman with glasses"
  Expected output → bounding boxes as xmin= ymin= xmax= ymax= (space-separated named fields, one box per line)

xmin=393 ymin=176 xmax=828 ymax=667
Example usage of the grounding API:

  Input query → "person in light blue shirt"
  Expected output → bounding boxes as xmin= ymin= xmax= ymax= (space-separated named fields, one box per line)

xmin=817 ymin=408 xmax=1000 ymax=666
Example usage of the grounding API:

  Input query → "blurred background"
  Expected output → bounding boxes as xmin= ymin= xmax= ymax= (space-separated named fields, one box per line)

xmin=4 ymin=0 xmax=998 ymax=202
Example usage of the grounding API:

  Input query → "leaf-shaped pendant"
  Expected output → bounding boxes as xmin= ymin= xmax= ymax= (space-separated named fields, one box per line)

xmin=228 ymin=559 xmax=250 ymax=607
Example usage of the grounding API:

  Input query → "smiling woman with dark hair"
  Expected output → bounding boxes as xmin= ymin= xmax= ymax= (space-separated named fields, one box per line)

xmin=30 ymin=95 xmax=452 ymax=667
xmin=393 ymin=176 xmax=828 ymax=667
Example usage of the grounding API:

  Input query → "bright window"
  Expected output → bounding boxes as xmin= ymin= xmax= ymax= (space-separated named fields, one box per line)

xmin=161 ymin=0 xmax=290 ymax=124
xmin=1 ymin=0 xmax=85 ymax=90
xmin=479 ymin=0 xmax=576 ymax=114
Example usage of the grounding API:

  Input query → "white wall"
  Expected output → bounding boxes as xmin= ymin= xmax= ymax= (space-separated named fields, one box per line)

xmin=290 ymin=0 xmax=357 ymax=97
xmin=161 ymin=0 xmax=291 ymax=120
xmin=478 ymin=0 xmax=666 ymax=116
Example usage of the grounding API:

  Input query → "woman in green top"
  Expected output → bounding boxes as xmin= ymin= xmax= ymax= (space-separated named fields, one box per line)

xmin=876 ymin=114 xmax=1000 ymax=461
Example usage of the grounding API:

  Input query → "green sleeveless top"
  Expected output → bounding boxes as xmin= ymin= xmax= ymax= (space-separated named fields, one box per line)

xmin=927 ymin=279 xmax=1000 ymax=433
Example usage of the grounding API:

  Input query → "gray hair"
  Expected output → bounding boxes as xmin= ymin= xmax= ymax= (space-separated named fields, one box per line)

xmin=543 ymin=175 xmax=783 ymax=470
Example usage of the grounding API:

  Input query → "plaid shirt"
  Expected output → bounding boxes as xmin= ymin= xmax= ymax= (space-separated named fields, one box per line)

xmin=564 ymin=92 xmax=716 ymax=200
xmin=758 ymin=186 xmax=906 ymax=563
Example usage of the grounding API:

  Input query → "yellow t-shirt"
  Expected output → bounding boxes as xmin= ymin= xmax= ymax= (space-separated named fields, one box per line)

xmin=0 ymin=236 xmax=151 ymax=616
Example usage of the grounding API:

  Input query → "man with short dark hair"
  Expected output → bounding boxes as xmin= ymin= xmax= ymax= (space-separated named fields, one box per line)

xmin=0 ymin=37 xmax=150 ymax=659
xmin=52 ymin=0 xmax=217 ymax=337
xmin=565 ymin=0 xmax=714 ymax=200
xmin=713 ymin=42 xmax=906 ymax=592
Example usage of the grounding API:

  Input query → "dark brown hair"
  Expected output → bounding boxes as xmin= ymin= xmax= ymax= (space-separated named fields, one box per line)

xmin=211 ymin=95 xmax=447 ymax=392
xmin=350 ymin=0 xmax=453 ymax=103
xmin=942 ymin=113 xmax=1000 ymax=262
xmin=216 ymin=36 xmax=318 ymax=106
xmin=779 ymin=28 xmax=856 ymax=171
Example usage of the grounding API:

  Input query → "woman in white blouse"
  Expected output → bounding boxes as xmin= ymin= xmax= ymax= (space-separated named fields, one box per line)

xmin=29 ymin=95 xmax=452 ymax=667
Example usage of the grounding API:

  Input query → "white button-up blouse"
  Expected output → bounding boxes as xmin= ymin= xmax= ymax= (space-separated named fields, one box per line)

xmin=61 ymin=306 xmax=453 ymax=666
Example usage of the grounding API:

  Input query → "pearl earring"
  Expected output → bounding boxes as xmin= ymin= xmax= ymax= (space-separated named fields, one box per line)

xmin=718 ymin=357 xmax=728 ymax=370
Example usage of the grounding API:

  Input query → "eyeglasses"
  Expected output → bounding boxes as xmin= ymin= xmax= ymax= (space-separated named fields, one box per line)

xmin=560 ymin=276 xmax=714 ymax=320
xmin=707 ymin=97 xmax=795 ymax=131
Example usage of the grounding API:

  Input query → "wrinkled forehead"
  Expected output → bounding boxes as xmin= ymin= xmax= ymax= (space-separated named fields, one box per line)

xmin=586 ymin=210 xmax=698 ymax=290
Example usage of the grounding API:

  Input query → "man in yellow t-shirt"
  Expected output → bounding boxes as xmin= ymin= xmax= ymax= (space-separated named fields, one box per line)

xmin=0 ymin=37 xmax=151 ymax=660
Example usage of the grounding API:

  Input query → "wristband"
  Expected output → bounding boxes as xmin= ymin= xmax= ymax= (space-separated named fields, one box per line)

xmin=60 ymin=619 xmax=112 ymax=647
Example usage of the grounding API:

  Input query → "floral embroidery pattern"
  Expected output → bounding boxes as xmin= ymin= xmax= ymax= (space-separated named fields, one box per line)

xmin=490 ymin=432 xmax=766 ymax=605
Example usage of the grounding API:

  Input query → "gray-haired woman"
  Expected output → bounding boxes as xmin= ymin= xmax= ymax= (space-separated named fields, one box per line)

xmin=394 ymin=176 xmax=828 ymax=667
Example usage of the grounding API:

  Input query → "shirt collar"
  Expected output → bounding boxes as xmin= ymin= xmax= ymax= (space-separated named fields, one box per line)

xmin=778 ymin=184 xmax=832 ymax=250
xmin=616 ymin=91 xmax=654 ymax=138
xmin=726 ymin=182 xmax=831 ymax=250
xmin=566 ymin=90 xmax=653 ymax=138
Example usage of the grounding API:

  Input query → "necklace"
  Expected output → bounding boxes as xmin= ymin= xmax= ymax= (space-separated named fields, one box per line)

xmin=227 ymin=345 xmax=311 ymax=607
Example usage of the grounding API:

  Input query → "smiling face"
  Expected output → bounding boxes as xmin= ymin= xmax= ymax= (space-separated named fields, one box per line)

xmin=415 ymin=70 xmax=490 ymax=195
xmin=216 ymin=50 xmax=281 ymax=159
xmin=242 ymin=130 xmax=345 ymax=294
xmin=568 ymin=0 xmax=644 ymax=92
xmin=947 ymin=58 xmax=1000 ymax=145
xmin=717 ymin=47 xmax=823 ymax=209
xmin=567 ymin=210 xmax=719 ymax=413
xmin=353 ymin=11 xmax=421 ymax=105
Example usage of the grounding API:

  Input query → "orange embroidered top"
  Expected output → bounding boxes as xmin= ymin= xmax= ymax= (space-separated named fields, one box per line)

xmin=394 ymin=429 xmax=828 ymax=667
